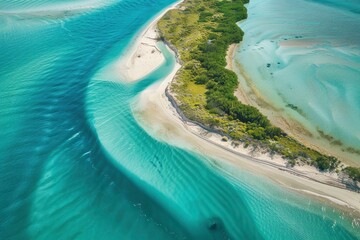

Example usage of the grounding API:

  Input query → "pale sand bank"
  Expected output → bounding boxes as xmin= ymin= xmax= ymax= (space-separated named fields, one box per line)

xmin=225 ymin=44 xmax=237 ymax=70
xmin=120 ymin=23 xmax=165 ymax=81
xmin=117 ymin=2 xmax=182 ymax=82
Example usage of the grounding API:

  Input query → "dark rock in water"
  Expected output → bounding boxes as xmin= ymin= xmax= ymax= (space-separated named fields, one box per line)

xmin=286 ymin=103 xmax=298 ymax=110
xmin=204 ymin=217 xmax=233 ymax=239
xmin=208 ymin=221 xmax=217 ymax=231
xmin=207 ymin=217 xmax=222 ymax=231
xmin=266 ymin=63 xmax=271 ymax=68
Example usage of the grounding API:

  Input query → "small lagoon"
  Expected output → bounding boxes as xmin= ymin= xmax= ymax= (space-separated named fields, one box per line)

xmin=235 ymin=0 xmax=360 ymax=164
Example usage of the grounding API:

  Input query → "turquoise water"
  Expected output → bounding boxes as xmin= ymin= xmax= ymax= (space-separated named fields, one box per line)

xmin=0 ymin=0 xmax=359 ymax=239
xmin=236 ymin=0 xmax=360 ymax=158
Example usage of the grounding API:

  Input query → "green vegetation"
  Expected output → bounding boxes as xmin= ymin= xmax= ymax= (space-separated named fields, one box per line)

xmin=314 ymin=156 xmax=339 ymax=172
xmin=344 ymin=167 xmax=360 ymax=183
xmin=158 ymin=0 xmax=358 ymax=179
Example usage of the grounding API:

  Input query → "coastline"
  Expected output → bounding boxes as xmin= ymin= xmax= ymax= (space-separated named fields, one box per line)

xmin=123 ymin=2 xmax=360 ymax=214
xmin=231 ymin=0 xmax=360 ymax=168
xmin=228 ymin=43 xmax=323 ymax=153
xmin=230 ymin=44 xmax=360 ymax=167
xmin=132 ymin=56 xmax=360 ymax=214
xmin=117 ymin=1 xmax=183 ymax=82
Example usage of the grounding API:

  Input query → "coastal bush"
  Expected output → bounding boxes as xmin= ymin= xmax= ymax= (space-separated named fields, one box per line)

xmin=199 ymin=12 xmax=213 ymax=22
xmin=265 ymin=126 xmax=283 ymax=138
xmin=344 ymin=167 xmax=360 ymax=182
xmin=314 ymin=156 xmax=339 ymax=171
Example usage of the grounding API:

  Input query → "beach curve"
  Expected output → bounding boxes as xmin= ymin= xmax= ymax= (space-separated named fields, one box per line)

xmin=119 ymin=0 xmax=360 ymax=218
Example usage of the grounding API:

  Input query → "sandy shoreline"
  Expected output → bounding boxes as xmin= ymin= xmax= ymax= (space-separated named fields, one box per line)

xmin=231 ymin=43 xmax=360 ymax=167
xmin=122 ymin=23 xmax=164 ymax=81
xmin=117 ymin=1 xmax=182 ymax=82
xmin=133 ymin=61 xmax=360 ymax=214
xmin=120 ymin=2 xmax=360 ymax=214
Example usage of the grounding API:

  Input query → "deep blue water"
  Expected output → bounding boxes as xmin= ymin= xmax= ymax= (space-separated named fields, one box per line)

xmin=0 ymin=0 xmax=359 ymax=239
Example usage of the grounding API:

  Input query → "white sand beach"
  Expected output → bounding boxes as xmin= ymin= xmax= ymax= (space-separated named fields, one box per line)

xmin=117 ymin=2 xmax=181 ymax=82
xmin=119 ymin=23 xmax=164 ymax=81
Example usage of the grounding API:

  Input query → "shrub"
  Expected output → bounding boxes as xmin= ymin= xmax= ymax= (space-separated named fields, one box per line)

xmin=344 ymin=167 xmax=360 ymax=182
xmin=314 ymin=156 xmax=339 ymax=171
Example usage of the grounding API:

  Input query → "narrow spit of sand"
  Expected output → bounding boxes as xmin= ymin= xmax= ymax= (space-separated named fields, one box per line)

xmin=117 ymin=2 xmax=182 ymax=82
xmin=120 ymin=22 xmax=164 ymax=81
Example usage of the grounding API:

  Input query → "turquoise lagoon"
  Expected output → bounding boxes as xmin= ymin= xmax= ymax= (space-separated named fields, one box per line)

xmin=0 ymin=0 xmax=359 ymax=239
xmin=235 ymin=0 xmax=360 ymax=163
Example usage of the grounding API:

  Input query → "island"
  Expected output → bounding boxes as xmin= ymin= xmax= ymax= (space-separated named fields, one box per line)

xmin=155 ymin=0 xmax=360 ymax=188
xmin=124 ymin=0 xmax=360 ymax=215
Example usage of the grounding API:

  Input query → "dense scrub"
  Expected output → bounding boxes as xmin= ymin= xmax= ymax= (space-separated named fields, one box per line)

xmin=344 ymin=167 xmax=360 ymax=183
xmin=158 ymin=0 xmax=357 ymax=178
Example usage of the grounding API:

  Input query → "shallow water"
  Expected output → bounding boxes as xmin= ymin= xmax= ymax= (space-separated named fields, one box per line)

xmin=236 ymin=0 xmax=360 ymax=160
xmin=0 ymin=0 xmax=360 ymax=239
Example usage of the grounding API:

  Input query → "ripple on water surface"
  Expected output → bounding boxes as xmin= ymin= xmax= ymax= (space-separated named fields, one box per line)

xmin=0 ymin=0 xmax=359 ymax=239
